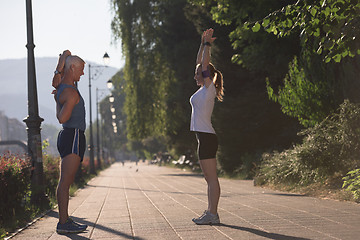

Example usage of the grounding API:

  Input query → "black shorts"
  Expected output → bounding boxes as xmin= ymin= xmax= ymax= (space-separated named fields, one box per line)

xmin=57 ymin=128 xmax=86 ymax=162
xmin=195 ymin=132 xmax=218 ymax=160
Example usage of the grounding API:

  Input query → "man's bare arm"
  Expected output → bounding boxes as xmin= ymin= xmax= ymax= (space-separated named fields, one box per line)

xmin=56 ymin=88 xmax=79 ymax=124
xmin=52 ymin=50 xmax=71 ymax=88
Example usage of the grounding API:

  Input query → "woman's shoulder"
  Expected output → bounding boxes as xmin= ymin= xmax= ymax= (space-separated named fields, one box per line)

xmin=202 ymin=82 xmax=216 ymax=99
xmin=204 ymin=78 xmax=214 ymax=88
xmin=204 ymin=80 xmax=216 ymax=91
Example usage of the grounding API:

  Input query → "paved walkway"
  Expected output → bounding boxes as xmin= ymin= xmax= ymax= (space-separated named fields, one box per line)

xmin=10 ymin=161 xmax=360 ymax=240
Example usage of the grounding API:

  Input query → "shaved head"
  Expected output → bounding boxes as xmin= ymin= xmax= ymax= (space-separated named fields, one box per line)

xmin=65 ymin=55 xmax=85 ymax=70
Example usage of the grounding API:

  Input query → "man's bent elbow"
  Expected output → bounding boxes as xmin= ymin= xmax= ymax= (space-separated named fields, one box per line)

xmin=57 ymin=115 xmax=69 ymax=124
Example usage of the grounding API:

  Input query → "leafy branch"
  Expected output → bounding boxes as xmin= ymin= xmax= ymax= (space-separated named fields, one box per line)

xmin=247 ymin=0 xmax=360 ymax=62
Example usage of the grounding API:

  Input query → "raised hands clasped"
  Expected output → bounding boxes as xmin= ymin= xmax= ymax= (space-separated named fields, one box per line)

xmin=204 ymin=28 xmax=216 ymax=44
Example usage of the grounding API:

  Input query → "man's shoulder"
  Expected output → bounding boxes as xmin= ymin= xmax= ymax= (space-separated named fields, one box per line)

xmin=59 ymin=86 xmax=79 ymax=102
xmin=62 ymin=86 xmax=78 ymax=95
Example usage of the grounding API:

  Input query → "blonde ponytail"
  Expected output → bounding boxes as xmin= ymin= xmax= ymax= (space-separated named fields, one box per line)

xmin=209 ymin=63 xmax=224 ymax=102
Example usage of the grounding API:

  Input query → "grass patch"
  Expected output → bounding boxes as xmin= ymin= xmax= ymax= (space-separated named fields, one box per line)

xmin=259 ymin=174 xmax=356 ymax=202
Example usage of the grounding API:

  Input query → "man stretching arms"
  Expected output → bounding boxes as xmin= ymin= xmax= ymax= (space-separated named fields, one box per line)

xmin=53 ymin=51 xmax=87 ymax=234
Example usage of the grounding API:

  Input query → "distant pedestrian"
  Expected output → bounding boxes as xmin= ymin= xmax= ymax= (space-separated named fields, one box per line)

xmin=190 ymin=28 xmax=224 ymax=225
xmin=52 ymin=51 xmax=88 ymax=234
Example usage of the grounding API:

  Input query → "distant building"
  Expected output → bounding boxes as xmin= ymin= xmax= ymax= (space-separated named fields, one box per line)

xmin=0 ymin=111 xmax=27 ymax=154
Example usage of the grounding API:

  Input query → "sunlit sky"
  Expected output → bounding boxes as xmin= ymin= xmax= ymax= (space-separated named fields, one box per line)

xmin=0 ymin=0 xmax=124 ymax=68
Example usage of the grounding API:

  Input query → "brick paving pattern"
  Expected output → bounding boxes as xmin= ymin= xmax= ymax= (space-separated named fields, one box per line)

xmin=10 ymin=161 xmax=360 ymax=239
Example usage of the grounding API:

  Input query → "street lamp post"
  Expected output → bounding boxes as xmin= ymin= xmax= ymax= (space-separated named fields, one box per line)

xmin=88 ymin=53 xmax=110 ymax=174
xmin=96 ymin=88 xmax=101 ymax=169
xmin=96 ymin=85 xmax=113 ymax=168
xmin=88 ymin=64 xmax=95 ymax=174
xmin=24 ymin=0 xmax=47 ymax=205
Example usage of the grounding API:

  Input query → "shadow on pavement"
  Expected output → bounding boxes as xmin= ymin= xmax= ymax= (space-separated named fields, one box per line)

xmin=160 ymin=173 xmax=203 ymax=177
xmin=47 ymin=210 xmax=145 ymax=240
xmin=46 ymin=211 xmax=310 ymax=240
xmin=85 ymin=184 xmax=206 ymax=196
xmin=57 ymin=233 xmax=90 ymax=240
xmin=264 ymin=193 xmax=307 ymax=197
xmin=219 ymin=224 xmax=310 ymax=240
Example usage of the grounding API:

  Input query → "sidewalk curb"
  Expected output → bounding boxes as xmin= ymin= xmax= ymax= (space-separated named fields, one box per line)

xmin=5 ymin=208 xmax=54 ymax=240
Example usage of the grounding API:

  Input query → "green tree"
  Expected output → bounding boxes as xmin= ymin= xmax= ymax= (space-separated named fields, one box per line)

xmin=250 ymin=0 xmax=360 ymax=63
xmin=254 ymin=0 xmax=360 ymax=126
xmin=267 ymin=54 xmax=336 ymax=127
xmin=111 ymin=0 xmax=166 ymax=139
xmin=187 ymin=0 xmax=360 ymax=175
xmin=186 ymin=1 xmax=302 ymax=172
xmin=111 ymin=0 xmax=200 ymax=157
xmin=111 ymin=0 xmax=305 ymax=173
xmin=99 ymin=70 xmax=129 ymax=159
xmin=189 ymin=0 xmax=299 ymax=80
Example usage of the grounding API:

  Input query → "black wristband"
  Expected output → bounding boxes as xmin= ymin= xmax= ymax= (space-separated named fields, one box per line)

xmin=203 ymin=42 xmax=211 ymax=46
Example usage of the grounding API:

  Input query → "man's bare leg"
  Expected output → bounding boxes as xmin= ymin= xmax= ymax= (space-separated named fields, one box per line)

xmin=56 ymin=153 xmax=80 ymax=224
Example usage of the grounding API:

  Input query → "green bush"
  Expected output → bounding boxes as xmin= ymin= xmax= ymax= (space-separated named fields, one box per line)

xmin=1 ymin=140 xmax=103 ymax=238
xmin=266 ymin=56 xmax=332 ymax=128
xmin=257 ymin=100 xmax=360 ymax=186
xmin=0 ymin=154 xmax=31 ymax=224
xmin=299 ymin=100 xmax=360 ymax=175
xmin=259 ymin=148 xmax=323 ymax=186
xmin=342 ymin=169 xmax=360 ymax=201
xmin=42 ymin=140 xmax=60 ymax=198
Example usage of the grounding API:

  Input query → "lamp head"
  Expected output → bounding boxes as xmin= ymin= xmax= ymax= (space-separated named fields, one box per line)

xmin=107 ymin=80 xmax=113 ymax=89
xmin=103 ymin=52 xmax=110 ymax=66
xmin=109 ymin=95 xmax=115 ymax=103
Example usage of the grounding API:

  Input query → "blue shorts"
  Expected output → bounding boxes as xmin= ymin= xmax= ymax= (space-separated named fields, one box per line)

xmin=57 ymin=128 xmax=86 ymax=161
xmin=195 ymin=132 xmax=218 ymax=160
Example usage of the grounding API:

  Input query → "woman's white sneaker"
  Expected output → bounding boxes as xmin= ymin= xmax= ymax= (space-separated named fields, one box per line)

xmin=192 ymin=211 xmax=220 ymax=225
